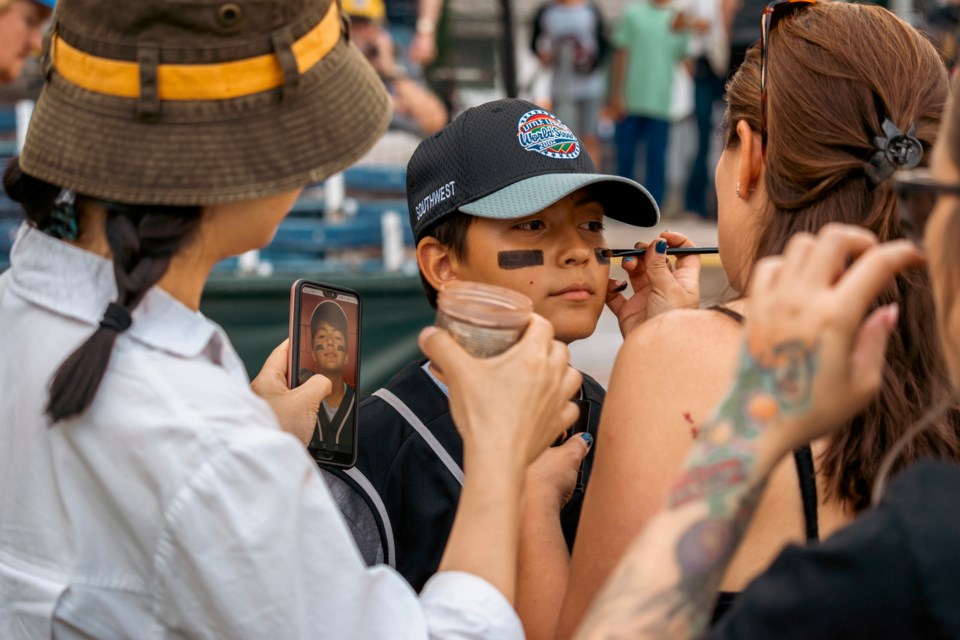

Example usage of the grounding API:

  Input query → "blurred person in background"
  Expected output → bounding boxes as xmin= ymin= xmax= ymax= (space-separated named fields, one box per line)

xmin=384 ymin=0 xmax=443 ymax=71
xmin=680 ymin=0 xmax=727 ymax=219
xmin=530 ymin=0 xmax=610 ymax=163
xmin=345 ymin=0 xmax=448 ymax=135
xmin=609 ymin=0 xmax=695 ymax=208
xmin=725 ymin=0 xmax=766 ymax=77
xmin=924 ymin=0 xmax=960 ymax=73
xmin=0 ymin=0 xmax=53 ymax=84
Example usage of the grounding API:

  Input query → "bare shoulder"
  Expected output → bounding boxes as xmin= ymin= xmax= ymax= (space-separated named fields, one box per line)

xmin=618 ymin=307 xmax=746 ymax=369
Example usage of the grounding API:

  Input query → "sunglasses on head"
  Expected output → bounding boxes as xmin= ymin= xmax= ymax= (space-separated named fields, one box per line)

xmin=760 ymin=0 xmax=817 ymax=148
xmin=893 ymin=169 xmax=960 ymax=246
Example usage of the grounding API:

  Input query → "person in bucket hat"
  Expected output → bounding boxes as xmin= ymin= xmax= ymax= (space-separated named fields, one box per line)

xmin=0 ymin=0 xmax=54 ymax=83
xmin=0 ymin=1 xmax=581 ymax=638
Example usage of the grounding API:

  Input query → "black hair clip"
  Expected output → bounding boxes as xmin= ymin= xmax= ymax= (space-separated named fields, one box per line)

xmin=866 ymin=118 xmax=922 ymax=186
xmin=46 ymin=189 xmax=79 ymax=241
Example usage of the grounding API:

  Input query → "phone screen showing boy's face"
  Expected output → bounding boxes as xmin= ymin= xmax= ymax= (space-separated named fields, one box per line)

xmin=296 ymin=284 xmax=360 ymax=462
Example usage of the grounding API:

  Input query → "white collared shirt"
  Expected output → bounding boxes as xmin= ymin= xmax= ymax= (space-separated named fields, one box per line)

xmin=0 ymin=224 xmax=521 ymax=639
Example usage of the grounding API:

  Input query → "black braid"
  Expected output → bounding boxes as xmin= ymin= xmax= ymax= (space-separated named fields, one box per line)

xmin=45 ymin=203 xmax=202 ymax=422
xmin=4 ymin=157 xmax=204 ymax=422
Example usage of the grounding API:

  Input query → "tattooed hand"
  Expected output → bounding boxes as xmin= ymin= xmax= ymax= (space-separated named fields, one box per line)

xmin=740 ymin=224 xmax=924 ymax=451
xmin=575 ymin=225 xmax=923 ymax=640
xmin=606 ymin=231 xmax=702 ymax=338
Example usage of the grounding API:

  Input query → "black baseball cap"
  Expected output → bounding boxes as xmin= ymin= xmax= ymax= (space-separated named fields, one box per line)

xmin=310 ymin=300 xmax=349 ymax=338
xmin=406 ymin=98 xmax=659 ymax=241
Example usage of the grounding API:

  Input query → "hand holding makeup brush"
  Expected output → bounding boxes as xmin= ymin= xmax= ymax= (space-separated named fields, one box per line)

xmin=605 ymin=231 xmax=703 ymax=338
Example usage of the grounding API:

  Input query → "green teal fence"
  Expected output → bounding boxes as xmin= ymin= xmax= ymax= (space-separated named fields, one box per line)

xmin=201 ymin=273 xmax=434 ymax=396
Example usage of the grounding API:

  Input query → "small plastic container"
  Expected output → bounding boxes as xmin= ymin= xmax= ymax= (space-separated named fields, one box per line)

xmin=436 ymin=282 xmax=534 ymax=358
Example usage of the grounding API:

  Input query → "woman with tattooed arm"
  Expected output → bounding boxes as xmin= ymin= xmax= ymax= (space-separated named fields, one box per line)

xmin=558 ymin=3 xmax=960 ymax=635
xmin=576 ymin=40 xmax=960 ymax=640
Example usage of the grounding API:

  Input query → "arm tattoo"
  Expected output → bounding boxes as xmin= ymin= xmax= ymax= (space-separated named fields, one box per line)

xmin=576 ymin=338 xmax=818 ymax=640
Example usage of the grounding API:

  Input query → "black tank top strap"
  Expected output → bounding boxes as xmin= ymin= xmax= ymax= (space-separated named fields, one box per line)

xmin=793 ymin=445 xmax=820 ymax=542
xmin=706 ymin=304 xmax=745 ymax=324
xmin=707 ymin=304 xmax=821 ymax=543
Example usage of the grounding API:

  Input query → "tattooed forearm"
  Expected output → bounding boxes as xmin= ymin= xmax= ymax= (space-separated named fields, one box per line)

xmin=575 ymin=338 xmax=819 ymax=640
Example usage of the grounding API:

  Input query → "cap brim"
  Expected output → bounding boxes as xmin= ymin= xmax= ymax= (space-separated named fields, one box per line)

xmin=459 ymin=173 xmax=660 ymax=228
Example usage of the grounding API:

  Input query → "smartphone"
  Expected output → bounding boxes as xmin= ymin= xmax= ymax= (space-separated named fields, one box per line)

xmin=288 ymin=279 xmax=362 ymax=468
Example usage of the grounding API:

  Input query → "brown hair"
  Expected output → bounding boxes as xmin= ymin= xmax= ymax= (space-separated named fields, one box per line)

xmin=725 ymin=2 xmax=960 ymax=510
xmin=3 ymin=157 xmax=203 ymax=422
xmin=418 ymin=211 xmax=475 ymax=308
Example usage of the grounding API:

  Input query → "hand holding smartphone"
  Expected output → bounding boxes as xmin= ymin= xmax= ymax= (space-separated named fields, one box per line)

xmin=288 ymin=279 xmax=362 ymax=468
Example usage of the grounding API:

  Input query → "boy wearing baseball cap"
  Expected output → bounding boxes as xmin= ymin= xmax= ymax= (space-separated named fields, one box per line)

xmin=330 ymin=99 xmax=682 ymax=598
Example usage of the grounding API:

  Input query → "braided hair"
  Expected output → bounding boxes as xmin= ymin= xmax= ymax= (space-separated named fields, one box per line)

xmin=3 ymin=157 xmax=203 ymax=422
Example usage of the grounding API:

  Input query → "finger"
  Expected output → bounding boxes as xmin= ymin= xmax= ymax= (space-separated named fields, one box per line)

xmin=605 ymin=292 xmax=627 ymax=318
xmin=607 ymin=278 xmax=629 ymax=296
xmin=622 ymin=254 xmax=650 ymax=289
xmin=518 ymin=314 xmax=557 ymax=353
xmin=557 ymin=400 xmax=582 ymax=434
xmin=659 ymin=230 xmax=695 ymax=247
xmin=258 ymin=339 xmax=291 ymax=377
xmin=488 ymin=314 xmax=557 ymax=367
xmin=559 ymin=364 xmax=583 ymax=404
xmin=850 ymin=303 xmax=899 ymax=400
xmin=418 ymin=325 xmax=471 ymax=379
xmin=292 ymin=370 xmax=332 ymax=409
xmin=547 ymin=339 xmax=571 ymax=371
xmin=778 ymin=233 xmax=817 ymax=283
xmin=833 ymin=241 xmax=924 ymax=326
xmin=747 ymin=255 xmax=783 ymax=298
xmin=642 ymin=238 xmax=677 ymax=289
xmin=803 ymin=224 xmax=879 ymax=285
xmin=662 ymin=231 xmax=702 ymax=276
xmin=559 ymin=431 xmax=593 ymax=460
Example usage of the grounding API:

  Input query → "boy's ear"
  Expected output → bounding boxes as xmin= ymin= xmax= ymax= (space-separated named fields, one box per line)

xmin=417 ymin=236 xmax=462 ymax=292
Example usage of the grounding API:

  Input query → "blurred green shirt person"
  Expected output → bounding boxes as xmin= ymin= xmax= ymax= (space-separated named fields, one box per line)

xmin=612 ymin=0 xmax=689 ymax=120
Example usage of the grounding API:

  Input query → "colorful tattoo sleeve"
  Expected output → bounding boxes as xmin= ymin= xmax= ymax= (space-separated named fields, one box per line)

xmin=575 ymin=336 xmax=818 ymax=639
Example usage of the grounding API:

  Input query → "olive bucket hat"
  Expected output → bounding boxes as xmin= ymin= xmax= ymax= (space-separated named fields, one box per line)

xmin=18 ymin=0 xmax=391 ymax=205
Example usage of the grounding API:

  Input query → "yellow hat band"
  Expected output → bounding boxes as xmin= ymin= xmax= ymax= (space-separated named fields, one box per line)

xmin=50 ymin=1 xmax=341 ymax=101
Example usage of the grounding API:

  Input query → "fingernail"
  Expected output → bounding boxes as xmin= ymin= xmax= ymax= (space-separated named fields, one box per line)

xmin=612 ymin=280 xmax=628 ymax=293
xmin=884 ymin=303 xmax=900 ymax=330
xmin=622 ymin=256 xmax=635 ymax=265
xmin=656 ymin=239 xmax=667 ymax=254
xmin=581 ymin=432 xmax=593 ymax=447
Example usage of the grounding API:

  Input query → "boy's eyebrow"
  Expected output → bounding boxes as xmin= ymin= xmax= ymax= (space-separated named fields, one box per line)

xmin=571 ymin=192 xmax=603 ymax=207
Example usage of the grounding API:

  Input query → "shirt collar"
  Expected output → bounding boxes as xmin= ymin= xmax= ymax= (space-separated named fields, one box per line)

xmin=9 ymin=223 xmax=217 ymax=359
xmin=421 ymin=361 xmax=449 ymax=397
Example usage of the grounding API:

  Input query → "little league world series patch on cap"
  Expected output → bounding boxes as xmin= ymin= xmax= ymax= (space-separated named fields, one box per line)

xmin=406 ymin=99 xmax=659 ymax=242
xmin=516 ymin=110 xmax=581 ymax=159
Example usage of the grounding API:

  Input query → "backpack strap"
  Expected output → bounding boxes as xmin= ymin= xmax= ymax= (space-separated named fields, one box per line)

xmin=372 ymin=388 xmax=465 ymax=486
xmin=340 ymin=466 xmax=397 ymax=567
